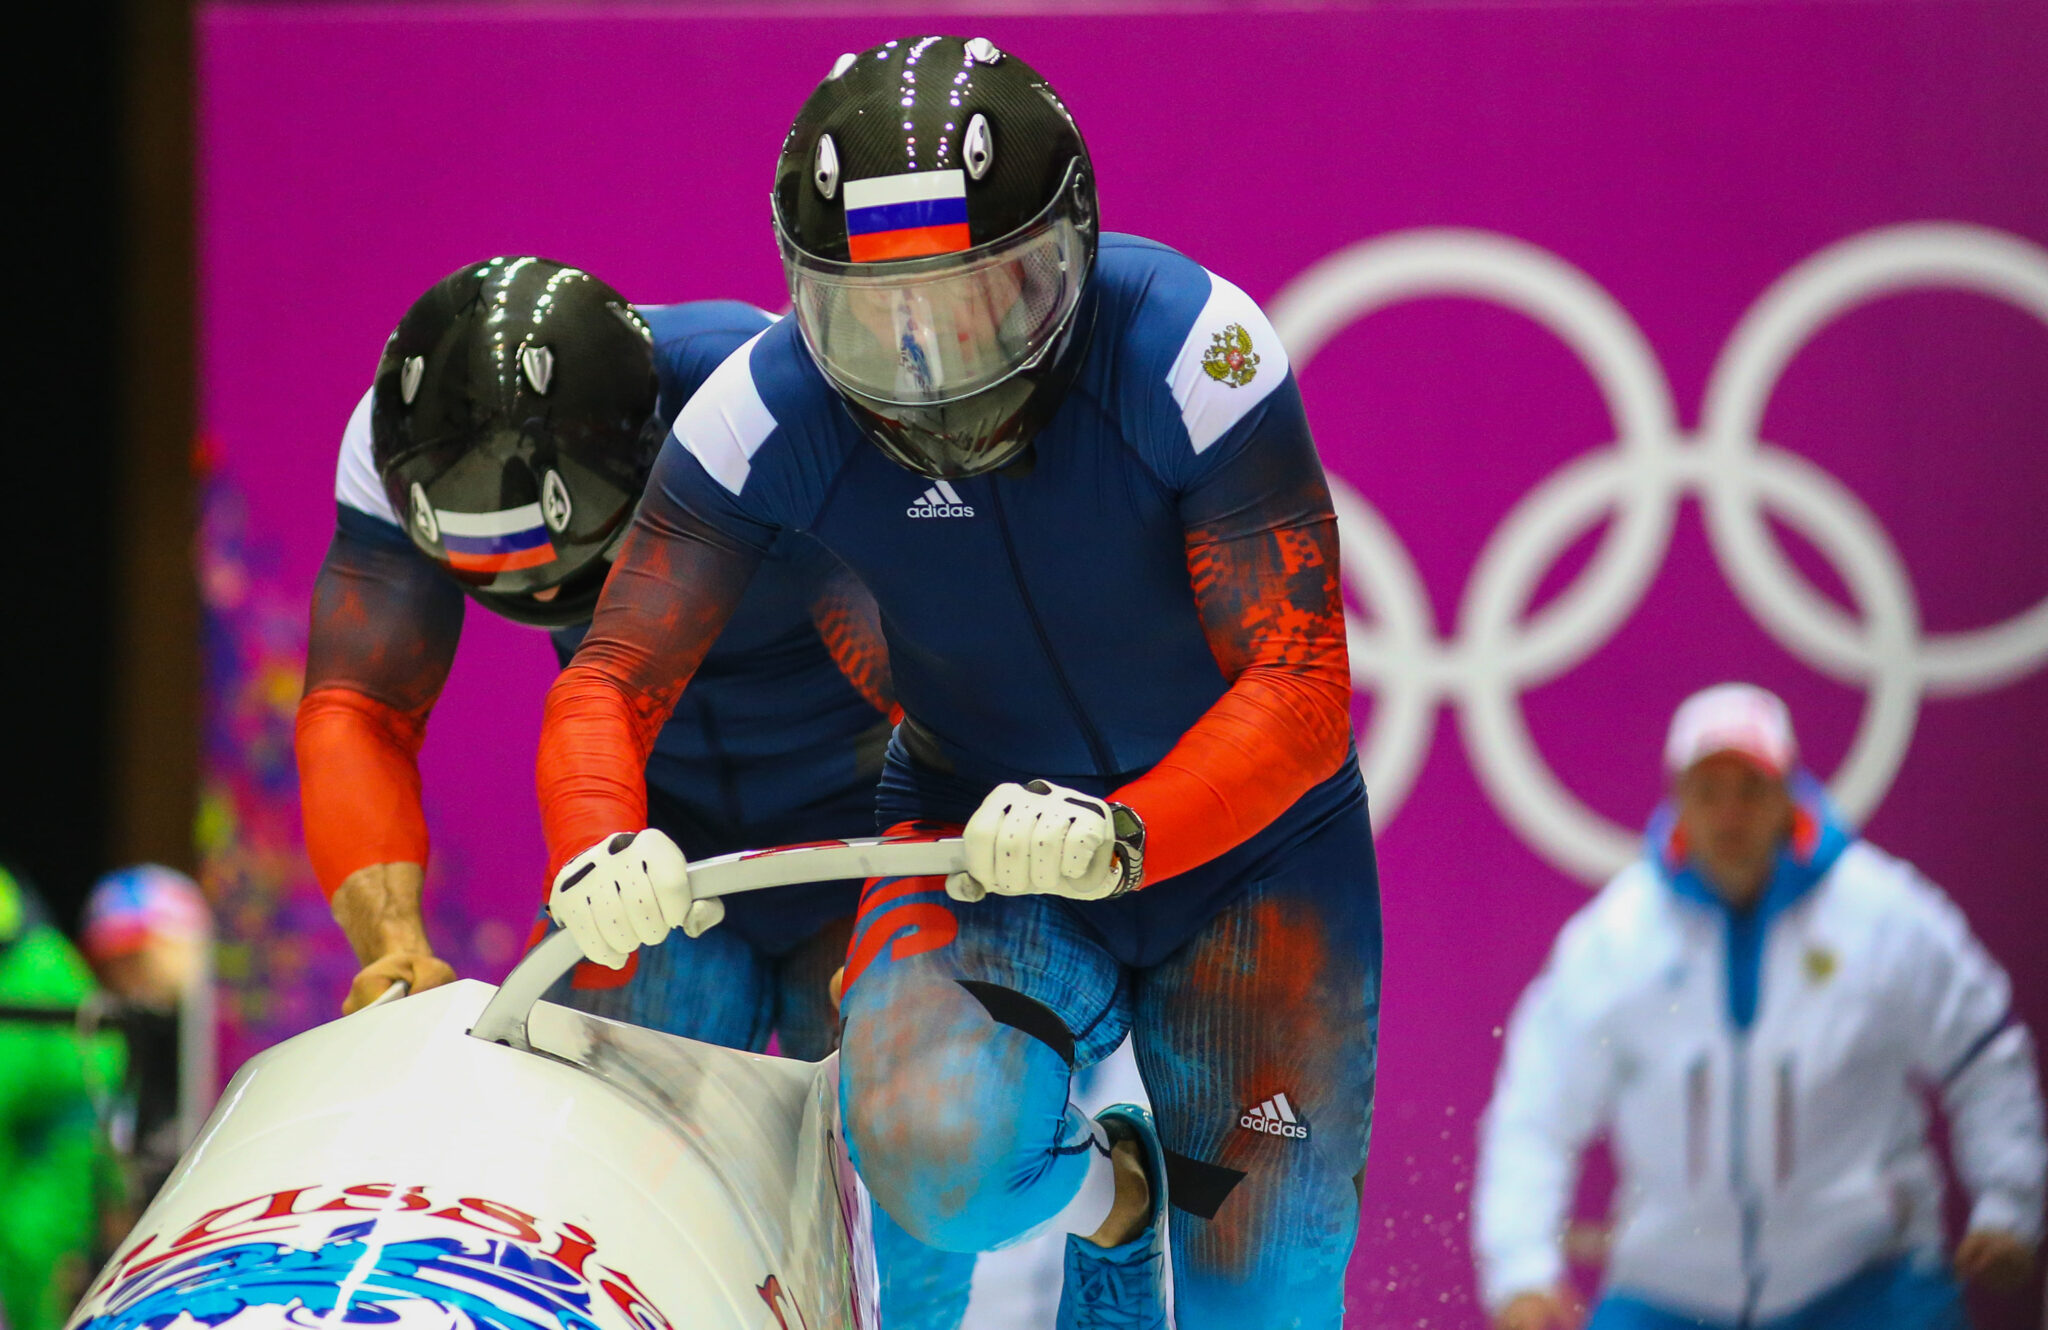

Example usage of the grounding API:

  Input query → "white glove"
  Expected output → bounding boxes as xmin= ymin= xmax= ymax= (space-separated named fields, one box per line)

xmin=947 ymin=781 xmax=1137 ymax=903
xmin=548 ymin=829 xmax=720 ymax=969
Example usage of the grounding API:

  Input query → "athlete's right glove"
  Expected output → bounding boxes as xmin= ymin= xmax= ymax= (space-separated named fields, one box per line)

xmin=548 ymin=828 xmax=719 ymax=969
xmin=947 ymin=780 xmax=1145 ymax=903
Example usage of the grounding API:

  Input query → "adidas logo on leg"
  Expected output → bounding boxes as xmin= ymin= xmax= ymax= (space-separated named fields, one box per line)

xmin=1240 ymin=1092 xmax=1310 ymax=1140
xmin=906 ymin=480 xmax=975 ymax=518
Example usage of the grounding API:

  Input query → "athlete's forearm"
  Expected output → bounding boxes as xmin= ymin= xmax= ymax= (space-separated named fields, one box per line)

xmin=329 ymin=861 xmax=433 ymax=965
xmin=1113 ymin=669 xmax=1349 ymax=883
xmin=296 ymin=523 xmax=462 ymax=896
xmin=535 ymin=507 xmax=762 ymax=879
xmin=1112 ymin=518 xmax=1350 ymax=883
xmin=294 ymin=687 xmax=432 ymax=898
xmin=537 ymin=666 xmax=667 ymax=880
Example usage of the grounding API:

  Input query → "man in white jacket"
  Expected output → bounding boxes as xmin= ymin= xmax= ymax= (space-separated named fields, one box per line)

xmin=1474 ymin=683 xmax=2045 ymax=1329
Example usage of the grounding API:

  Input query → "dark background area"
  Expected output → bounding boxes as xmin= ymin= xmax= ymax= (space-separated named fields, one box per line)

xmin=9 ymin=0 xmax=196 ymax=935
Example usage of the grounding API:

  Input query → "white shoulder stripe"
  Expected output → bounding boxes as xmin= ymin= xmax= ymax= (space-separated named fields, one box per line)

xmin=334 ymin=386 xmax=401 ymax=526
xmin=1164 ymin=271 xmax=1290 ymax=455
xmin=672 ymin=331 xmax=776 ymax=495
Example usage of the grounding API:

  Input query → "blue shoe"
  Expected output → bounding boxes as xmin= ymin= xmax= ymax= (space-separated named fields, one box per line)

xmin=1056 ymin=1103 xmax=1169 ymax=1330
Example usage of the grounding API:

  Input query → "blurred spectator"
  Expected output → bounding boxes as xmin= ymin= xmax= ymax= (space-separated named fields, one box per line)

xmin=0 ymin=864 xmax=124 ymax=1330
xmin=79 ymin=864 xmax=213 ymax=1207
xmin=1474 ymin=683 xmax=2047 ymax=1329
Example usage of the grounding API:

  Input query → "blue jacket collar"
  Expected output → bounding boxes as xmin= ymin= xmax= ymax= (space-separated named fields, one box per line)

xmin=1647 ymin=773 xmax=1856 ymax=1031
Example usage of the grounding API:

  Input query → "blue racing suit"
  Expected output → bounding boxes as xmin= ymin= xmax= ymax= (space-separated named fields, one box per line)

xmin=537 ymin=238 xmax=1383 ymax=1327
xmin=298 ymin=301 xmax=893 ymax=1060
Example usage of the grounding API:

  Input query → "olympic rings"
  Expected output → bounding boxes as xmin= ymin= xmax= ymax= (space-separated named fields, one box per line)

xmin=1268 ymin=223 xmax=2048 ymax=882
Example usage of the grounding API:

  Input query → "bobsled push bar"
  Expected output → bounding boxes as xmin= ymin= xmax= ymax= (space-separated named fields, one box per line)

xmin=470 ymin=834 xmax=967 ymax=1052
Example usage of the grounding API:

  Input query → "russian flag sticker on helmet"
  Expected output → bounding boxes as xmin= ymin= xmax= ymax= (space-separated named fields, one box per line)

xmin=434 ymin=504 xmax=556 ymax=573
xmin=843 ymin=169 xmax=970 ymax=262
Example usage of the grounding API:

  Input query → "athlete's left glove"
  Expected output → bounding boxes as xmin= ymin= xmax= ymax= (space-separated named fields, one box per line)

xmin=548 ymin=829 xmax=720 ymax=969
xmin=947 ymin=780 xmax=1145 ymax=903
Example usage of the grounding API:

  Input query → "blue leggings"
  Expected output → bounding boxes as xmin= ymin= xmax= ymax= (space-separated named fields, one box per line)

xmin=1591 ymin=1254 xmax=1968 ymax=1330
xmin=840 ymin=800 xmax=1381 ymax=1330
xmin=544 ymin=912 xmax=851 ymax=1062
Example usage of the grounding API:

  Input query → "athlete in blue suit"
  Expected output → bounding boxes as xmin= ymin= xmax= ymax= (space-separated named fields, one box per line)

xmin=537 ymin=41 xmax=1381 ymax=1329
xmin=296 ymin=260 xmax=892 ymax=1060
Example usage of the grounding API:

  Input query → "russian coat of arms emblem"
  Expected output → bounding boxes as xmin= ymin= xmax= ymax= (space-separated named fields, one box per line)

xmin=1201 ymin=323 xmax=1261 ymax=388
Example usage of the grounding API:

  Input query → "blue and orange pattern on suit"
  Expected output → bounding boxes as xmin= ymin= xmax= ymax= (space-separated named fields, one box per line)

xmin=294 ymin=300 xmax=894 ymax=1057
xmin=535 ymin=237 xmax=1383 ymax=1327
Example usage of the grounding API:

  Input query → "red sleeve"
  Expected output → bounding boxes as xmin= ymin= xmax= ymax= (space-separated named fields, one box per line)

xmin=1107 ymin=384 xmax=1352 ymax=885
xmin=537 ymin=501 xmax=761 ymax=880
xmin=293 ymin=519 xmax=463 ymax=897
xmin=1110 ymin=518 xmax=1351 ymax=884
xmin=295 ymin=689 xmax=433 ymax=897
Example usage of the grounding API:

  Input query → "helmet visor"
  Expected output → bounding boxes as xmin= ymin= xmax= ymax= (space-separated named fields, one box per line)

xmin=785 ymin=167 xmax=1089 ymax=408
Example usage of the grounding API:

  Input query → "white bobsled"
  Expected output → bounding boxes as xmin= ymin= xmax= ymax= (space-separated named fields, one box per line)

xmin=67 ymin=837 xmax=968 ymax=1330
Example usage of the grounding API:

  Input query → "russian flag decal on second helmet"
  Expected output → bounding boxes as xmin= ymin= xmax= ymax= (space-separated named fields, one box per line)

xmin=843 ymin=169 xmax=970 ymax=262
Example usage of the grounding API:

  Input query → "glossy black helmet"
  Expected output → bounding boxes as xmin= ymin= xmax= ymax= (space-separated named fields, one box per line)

xmin=774 ymin=36 xmax=1098 ymax=479
xmin=370 ymin=257 xmax=660 ymax=628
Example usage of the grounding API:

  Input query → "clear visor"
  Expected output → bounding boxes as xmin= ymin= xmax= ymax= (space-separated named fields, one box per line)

xmin=785 ymin=169 xmax=1089 ymax=408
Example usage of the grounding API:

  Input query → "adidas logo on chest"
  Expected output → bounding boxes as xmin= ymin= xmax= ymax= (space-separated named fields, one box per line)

xmin=907 ymin=480 xmax=975 ymax=519
xmin=1241 ymin=1092 xmax=1310 ymax=1140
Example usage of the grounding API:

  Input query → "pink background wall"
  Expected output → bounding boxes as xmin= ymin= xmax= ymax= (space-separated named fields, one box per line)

xmin=200 ymin=3 xmax=2048 ymax=1321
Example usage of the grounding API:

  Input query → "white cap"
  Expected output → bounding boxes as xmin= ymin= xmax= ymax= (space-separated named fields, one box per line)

xmin=1664 ymin=683 xmax=1796 ymax=778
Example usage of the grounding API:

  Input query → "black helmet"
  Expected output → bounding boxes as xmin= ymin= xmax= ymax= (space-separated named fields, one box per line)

xmin=774 ymin=36 xmax=1098 ymax=479
xmin=370 ymin=257 xmax=661 ymax=628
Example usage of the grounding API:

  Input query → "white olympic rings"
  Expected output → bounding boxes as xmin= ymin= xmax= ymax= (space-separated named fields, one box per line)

xmin=1268 ymin=223 xmax=2048 ymax=882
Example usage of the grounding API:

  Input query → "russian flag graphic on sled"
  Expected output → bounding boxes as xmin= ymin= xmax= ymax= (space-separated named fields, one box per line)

xmin=436 ymin=504 xmax=555 ymax=573
xmin=844 ymin=171 xmax=970 ymax=262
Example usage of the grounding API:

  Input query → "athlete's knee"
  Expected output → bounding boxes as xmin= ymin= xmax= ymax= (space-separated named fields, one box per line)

xmin=842 ymin=979 xmax=1078 ymax=1250
xmin=843 ymin=1060 xmax=988 ymax=1232
xmin=886 ymin=1185 xmax=1002 ymax=1253
xmin=845 ymin=1070 xmax=1046 ymax=1252
xmin=871 ymin=1103 xmax=1076 ymax=1252
xmin=842 ymin=989 xmax=1003 ymax=1170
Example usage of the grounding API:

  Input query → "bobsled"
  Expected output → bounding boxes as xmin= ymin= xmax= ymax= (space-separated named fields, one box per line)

xmin=67 ymin=836 xmax=969 ymax=1330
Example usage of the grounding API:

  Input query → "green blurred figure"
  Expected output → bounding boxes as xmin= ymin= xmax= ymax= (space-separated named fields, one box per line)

xmin=0 ymin=866 xmax=125 ymax=1330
